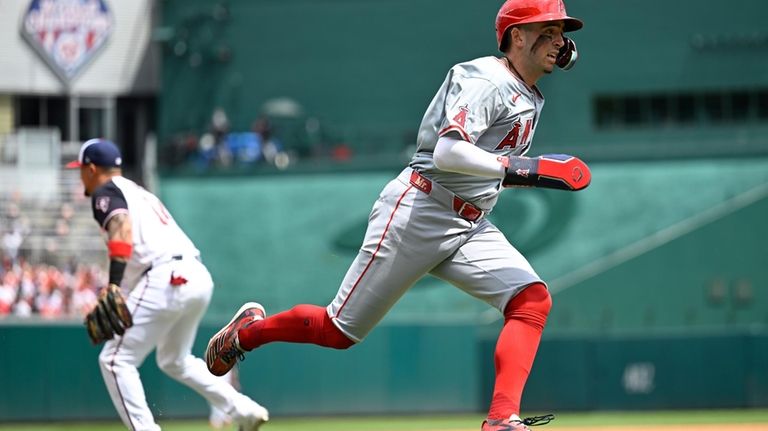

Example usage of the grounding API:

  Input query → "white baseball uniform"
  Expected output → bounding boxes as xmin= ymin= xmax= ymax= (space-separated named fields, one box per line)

xmin=327 ymin=56 xmax=546 ymax=342
xmin=91 ymin=176 xmax=266 ymax=431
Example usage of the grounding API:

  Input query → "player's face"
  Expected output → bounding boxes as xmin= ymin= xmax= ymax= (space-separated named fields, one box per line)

xmin=80 ymin=164 xmax=96 ymax=196
xmin=522 ymin=21 xmax=566 ymax=74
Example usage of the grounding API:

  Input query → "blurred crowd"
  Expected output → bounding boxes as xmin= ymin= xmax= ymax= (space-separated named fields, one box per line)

xmin=0 ymin=259 xmax=104 ymax=319
xmin=1 ymin=187 xmax=105 ymax=320
xmin=163 ymin=107 xmax=360 ymax=170
xmin=164 ymin=110 xmax=292 ymax=170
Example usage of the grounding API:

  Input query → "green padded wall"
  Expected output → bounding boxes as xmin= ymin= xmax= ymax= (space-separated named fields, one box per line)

xmin=158 ymin=158 xmax=768 ymax=331
xmin=1 ymin=325 xmax=766 ymax=421
xmin=514 ymin=332 xmax=768 ymax=411
xmin=0 ymin=323 xmax=482 ymax=421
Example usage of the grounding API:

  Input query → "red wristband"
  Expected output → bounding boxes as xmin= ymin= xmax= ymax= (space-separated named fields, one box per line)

xmin=107 ymin=240 xmax=133 ymax=259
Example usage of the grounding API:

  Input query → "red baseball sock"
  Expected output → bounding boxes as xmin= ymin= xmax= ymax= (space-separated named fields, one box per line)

xmin=238 ymin=304 xmax=355 ymax=350
xmin=487 ymin=283 xmax=551 ymax=420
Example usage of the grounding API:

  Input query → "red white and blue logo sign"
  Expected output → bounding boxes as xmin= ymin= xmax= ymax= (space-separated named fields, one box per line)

xmin=21 ymin=0 xmax=114 ymax=84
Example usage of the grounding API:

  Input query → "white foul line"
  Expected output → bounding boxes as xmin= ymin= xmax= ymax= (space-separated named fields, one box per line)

xmin=548 ymin=180 xmax=768 ymax=296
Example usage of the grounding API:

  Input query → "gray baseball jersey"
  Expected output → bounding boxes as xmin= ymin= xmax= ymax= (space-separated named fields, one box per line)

xmin=411 ymin=55 xmax=545 ymax=211
xmin=327 ymin=56 xmax=545 ymax=342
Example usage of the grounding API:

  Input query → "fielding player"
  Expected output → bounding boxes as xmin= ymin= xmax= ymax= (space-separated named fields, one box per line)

xmin=207 ymin=1 xmax=589 ymax=429
xmin=68 ymin=139 xmax=269 ymax=431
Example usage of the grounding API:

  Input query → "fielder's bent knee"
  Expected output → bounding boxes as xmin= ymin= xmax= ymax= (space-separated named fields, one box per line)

xmin=156 ymin=358 xmax=185 ymax=378
xmin=98 ymin=349 xmax=119 ymax=371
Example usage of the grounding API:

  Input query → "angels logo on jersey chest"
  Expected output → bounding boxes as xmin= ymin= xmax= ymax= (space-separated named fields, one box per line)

xmin=496 ymin=117 xmax=534 ymax=151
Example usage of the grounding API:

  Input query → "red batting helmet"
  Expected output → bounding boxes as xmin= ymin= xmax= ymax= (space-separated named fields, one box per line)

xmin=496 ymin=0 xmax=583 ymax=51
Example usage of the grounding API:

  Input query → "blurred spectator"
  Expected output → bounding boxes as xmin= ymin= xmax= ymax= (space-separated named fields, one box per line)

xmin=211 ymin=107 xmax=233 ymax=167
xmin=252 ymin=116 xmax=286 ymax=166
xmin=226 ymin=131 xmax=262 ymax=165
xmin=164 ymin=131 xmax=200 ymax=167
xmin=12 ymin=296 xmax=32 ymax=317
xmin=34 ymin=267 xmax=65 ymax=318
xmin=331 ymin=143 xmax=353 ymax=162
xmin=58 ymin=202 xmax=75 ymax=237
xmin=0 ymin=271 xmax=18 ymax=315
xmin=1 ymin=228 xmax=23 ymax=266
xmin=70 ymin=267 xmax=99 ymax=316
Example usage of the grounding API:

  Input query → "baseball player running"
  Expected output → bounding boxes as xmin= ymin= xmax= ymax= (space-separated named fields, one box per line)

xmin=67 ymin=139 xmax=269 ymax=431
xmin=206 ymin=1 xmax=589 ymax=429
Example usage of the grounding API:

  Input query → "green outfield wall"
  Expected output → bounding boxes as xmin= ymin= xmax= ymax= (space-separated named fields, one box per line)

xmin=0 ymin=324 xmax=766 ymax=422
xmin=2 ymin=158 xmax=767 ymax=421
xmin=159 ymin=0 xmax=768 ymax=161
xmin=156 ymin=158 xmax=768 ymax=332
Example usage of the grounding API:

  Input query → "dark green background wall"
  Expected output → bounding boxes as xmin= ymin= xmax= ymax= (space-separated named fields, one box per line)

xmin=159 ymin=0 xmax=768 ymax=161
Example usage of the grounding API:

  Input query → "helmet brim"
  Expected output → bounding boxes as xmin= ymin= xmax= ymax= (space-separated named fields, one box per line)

xmin=522 ymin=13 xmax=584 ymax=32
xmin=563 ymin=17 xmax=583 ymax=32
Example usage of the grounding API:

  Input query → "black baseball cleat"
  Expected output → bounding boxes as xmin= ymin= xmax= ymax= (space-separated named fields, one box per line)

xmin=205 ymin=302 xmax=265 ymax=376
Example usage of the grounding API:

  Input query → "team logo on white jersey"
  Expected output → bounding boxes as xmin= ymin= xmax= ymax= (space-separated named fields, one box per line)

xmin=96 ymin=196 xmax=110 ymax=213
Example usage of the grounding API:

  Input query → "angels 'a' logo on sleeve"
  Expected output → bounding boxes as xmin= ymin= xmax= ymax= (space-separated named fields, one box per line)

xmin=95 ymin=196 xmax=111 ymax=213
xmin=440 ymin=104 xmax=473 ymax=142
xmin=452 ymin=104 xmax=470 ymax=128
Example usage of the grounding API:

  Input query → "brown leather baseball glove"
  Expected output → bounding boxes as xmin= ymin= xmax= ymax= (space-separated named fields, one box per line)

xmin=85 ymin=284 xmax=133 ymax=344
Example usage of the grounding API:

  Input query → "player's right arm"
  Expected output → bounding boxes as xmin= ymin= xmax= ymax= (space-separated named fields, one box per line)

xmin=432 ymin=71 xmax=508 ymax=178
xmin=434 ymin=135 xmax=591 ymax=191
xmin=433 ymin=135 xmax=507 ymax=178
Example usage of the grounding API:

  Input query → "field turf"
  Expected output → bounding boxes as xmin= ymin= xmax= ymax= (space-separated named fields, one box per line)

xmin=1 ymin=409 xmax=767 ymax=431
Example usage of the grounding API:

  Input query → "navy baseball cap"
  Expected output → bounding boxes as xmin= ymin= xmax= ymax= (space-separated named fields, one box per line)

xmin=65 ymin=139 xmax=123 ymax=168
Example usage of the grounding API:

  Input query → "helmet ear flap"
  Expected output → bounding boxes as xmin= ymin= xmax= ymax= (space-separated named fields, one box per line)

xmin=499 ymin=27 xmax=513 ymax=52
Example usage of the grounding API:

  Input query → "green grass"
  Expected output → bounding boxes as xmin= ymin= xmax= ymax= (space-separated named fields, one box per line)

xmin=1 ymin=410 xmax=767 ymax=431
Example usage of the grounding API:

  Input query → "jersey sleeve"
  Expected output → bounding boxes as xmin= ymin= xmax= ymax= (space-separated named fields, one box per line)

xmin=438 ymin=75 xmax=503 ymax=144
xmin=91 ymin=181 xmax=129 ymax=229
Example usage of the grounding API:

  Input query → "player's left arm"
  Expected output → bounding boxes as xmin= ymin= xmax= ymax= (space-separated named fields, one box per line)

xmin=105 ymin=213 xmax=132 ymax=286
xmin=84 ymin=203 xmax=134 ymax=345
xmin=90 ymin=182 xmax=133 ymax=285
